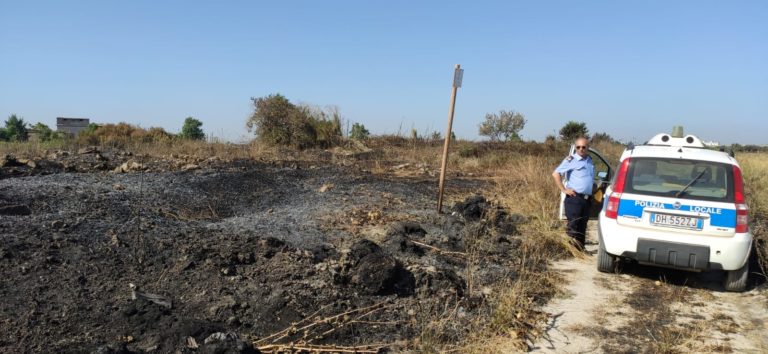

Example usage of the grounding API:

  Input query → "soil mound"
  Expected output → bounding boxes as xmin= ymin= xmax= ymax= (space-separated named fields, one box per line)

xmin=452 ymin=194 xmax=527 ymax=235
xmin=341 ymin=239 xmax=415 ymax=296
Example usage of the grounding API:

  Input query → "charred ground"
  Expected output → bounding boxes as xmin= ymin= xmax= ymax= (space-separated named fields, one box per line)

xmin=0 ymin=149 xmax=531 ymax=353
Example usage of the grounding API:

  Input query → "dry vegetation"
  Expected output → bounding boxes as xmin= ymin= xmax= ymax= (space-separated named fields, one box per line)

xmin=2 ymin=134 xmax=766 ymax=352
xmin=737 ymin=153 xmax=768 ymax=283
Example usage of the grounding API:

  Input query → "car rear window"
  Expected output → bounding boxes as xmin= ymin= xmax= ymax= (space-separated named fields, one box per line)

xmin=625 ymin=157 xmax=734 ymax=202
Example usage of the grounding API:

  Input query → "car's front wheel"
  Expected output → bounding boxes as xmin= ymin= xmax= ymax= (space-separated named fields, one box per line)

xmin=723 ymin=261 xmax=748 ymax=292
xmin=597 ymin=243 xmax=616 ymax=273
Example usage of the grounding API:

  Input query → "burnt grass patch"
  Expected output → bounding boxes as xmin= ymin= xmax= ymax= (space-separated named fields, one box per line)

xmin=0 ymin=158 xmax=534 ymax=353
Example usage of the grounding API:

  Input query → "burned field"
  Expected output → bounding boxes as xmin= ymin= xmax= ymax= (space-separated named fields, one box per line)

xmin=0 ymin=152 xmax=531 ymax=353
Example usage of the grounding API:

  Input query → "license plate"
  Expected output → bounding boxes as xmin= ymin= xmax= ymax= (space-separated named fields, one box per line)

xmin=650 ymin=213 xmax=702 ymax=230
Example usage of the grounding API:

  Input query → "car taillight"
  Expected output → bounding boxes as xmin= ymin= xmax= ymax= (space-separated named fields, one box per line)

xmin=733 ymin=165 xmax=749 ymax=233
xmin=605 ymin=158 xmax=631 ymax=219
xmin=605 ymin=193 xmax=622 ymax=219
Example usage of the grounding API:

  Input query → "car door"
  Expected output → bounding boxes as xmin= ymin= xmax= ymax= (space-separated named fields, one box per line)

xmin=558 ymin=146 xmax=612 ymax=220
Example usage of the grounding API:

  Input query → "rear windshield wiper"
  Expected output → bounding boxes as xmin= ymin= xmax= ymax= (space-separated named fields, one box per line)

xmin=675 ymin=169 xmax=706 ymax=198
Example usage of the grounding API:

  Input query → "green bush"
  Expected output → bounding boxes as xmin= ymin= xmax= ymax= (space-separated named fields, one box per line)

xmin=180 ymin=117 xmax=205 ymax=140
xmin=29 ymin=122 xmax=68 ymax=142
xmin=349 ymin=123 xmax=370 ymax=140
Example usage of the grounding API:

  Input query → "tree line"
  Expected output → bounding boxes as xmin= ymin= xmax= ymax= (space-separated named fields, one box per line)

xmin=0 ymin=115 xmax=206 ymax=142
xmin=14 ymin=97 xmax=753 ymax=151
xmin=246 ymin=93 xmax=618 ymax=149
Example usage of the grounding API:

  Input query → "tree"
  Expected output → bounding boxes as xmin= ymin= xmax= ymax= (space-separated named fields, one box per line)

xmin=0 ymin=128 xmax=7 ymax=141
xmin=478 ymin=110 xmax=526 ymax=141
xmin=4 ymin=114 xmax=28 ymax=141
xmin=179 ymin=117 xmax=205 ymax=140
xmin=559 ymin=121 xmax=589 ymax=142
xmin=349 ymin=123 xmax=370 ymax=140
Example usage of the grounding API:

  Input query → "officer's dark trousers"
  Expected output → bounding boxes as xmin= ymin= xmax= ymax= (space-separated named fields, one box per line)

xmin=564 ymin=195 xmax=591 ymax=249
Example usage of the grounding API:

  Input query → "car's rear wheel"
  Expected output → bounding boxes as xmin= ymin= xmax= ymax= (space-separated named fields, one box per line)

xmin=724 ymin=261 xmax=748 ymax=292
xmin=597 ymin=243 xmax=616 ymax=273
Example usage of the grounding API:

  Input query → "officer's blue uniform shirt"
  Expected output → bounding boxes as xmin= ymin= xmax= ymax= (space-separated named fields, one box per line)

xmin=554 ymin=154 xmax=595 ymax=195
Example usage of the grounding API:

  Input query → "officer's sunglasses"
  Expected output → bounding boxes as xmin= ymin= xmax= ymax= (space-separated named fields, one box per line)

xmin=575 ymin=145 xmax=588 ymax=150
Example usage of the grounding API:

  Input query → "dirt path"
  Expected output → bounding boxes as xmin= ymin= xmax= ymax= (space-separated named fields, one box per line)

xmin=532 ymin=224 xmax=768 ymax=353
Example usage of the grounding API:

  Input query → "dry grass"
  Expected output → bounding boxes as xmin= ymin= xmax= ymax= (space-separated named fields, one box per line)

xmin=491 ymin=155 xmax=586 ymax=258
xmin=458 ymin=251 xmax=562 ymax=353
xmin=738 ymin=153 xmax=768 ymax=281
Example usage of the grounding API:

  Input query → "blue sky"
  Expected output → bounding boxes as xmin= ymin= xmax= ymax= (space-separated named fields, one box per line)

xmin=1 ymin=1 xmax=766 ymax=144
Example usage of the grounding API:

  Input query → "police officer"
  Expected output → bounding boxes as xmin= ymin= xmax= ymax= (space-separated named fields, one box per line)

xmin=552 ymin=137 xmax=595 ymax=250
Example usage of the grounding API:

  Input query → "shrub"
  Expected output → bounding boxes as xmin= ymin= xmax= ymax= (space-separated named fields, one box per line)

xmin=76 ymin=122 xmax=173 ymax=147
xmin=350 ymin=123 xmax=370 ymax=140
xmin=179 ymin=117 xmax=205 ymax=140
xmin=458 ymin=143 xmax=480 ymax=158
xmin=732 ymin=144 xmax=768 ymax=153
xmin=248 ymin=94 xmax=326 ymax=149
xmin=84 ymin=123 xmax=100 ymax=134
xmin=590 ymin=132 xmax=615 ymax=144
xmin=305 ymin=105 xmax=343 ymax=148
xmin=147 ymin=127 xmax=175 ymax=141
xmin=478 ymin=110 xmax=526 ymax=142
xmin=30 ymin=122 xmax=67 ymax=142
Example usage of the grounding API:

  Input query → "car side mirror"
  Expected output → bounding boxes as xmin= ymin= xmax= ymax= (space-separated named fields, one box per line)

xmin=597 ymin=171 xmax=608 ymax=180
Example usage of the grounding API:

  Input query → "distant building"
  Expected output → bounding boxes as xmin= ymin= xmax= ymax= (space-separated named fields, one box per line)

xmin=57 ymin=117 xmax=90 ymax=136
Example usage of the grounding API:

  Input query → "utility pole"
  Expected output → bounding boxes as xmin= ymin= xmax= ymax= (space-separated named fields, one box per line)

xmin=437 ymin=64 xmax=463 ymax=213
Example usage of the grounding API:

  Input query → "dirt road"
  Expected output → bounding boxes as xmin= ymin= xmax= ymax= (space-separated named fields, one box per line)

xmin=532 ymin=225 xmax=768 ymax=353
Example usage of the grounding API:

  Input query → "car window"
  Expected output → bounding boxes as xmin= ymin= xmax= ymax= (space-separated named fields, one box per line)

xmin=625 ymin=157 xmax=733 ymax=202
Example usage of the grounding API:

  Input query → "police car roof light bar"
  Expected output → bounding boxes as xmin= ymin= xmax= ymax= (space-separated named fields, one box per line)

xmin=645 ymin=133 xmax=705 ymax=148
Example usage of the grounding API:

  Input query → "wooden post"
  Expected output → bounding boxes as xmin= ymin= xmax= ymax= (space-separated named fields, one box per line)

xmin=437 ymin=64 xmax=462 ymax=213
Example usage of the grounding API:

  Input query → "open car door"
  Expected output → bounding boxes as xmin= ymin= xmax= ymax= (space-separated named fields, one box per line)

xmin=558 ymin=146 xmax=612 ymax=220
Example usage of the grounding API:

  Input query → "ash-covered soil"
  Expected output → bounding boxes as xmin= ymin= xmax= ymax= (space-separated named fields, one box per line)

xmin=0 ymin=150 xmax=526 ymax=353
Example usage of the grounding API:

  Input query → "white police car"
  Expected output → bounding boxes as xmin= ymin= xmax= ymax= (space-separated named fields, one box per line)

xmin=596 ymin=130 xmax=752 ymax=292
